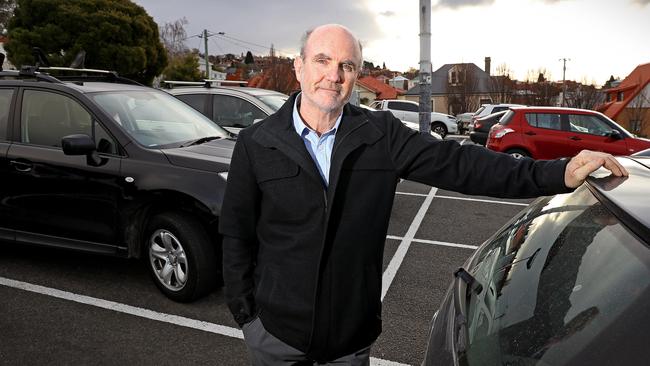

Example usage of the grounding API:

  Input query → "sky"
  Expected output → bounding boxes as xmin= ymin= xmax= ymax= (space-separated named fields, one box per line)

xmin=132 ymin=0 xmax=650 ymax=86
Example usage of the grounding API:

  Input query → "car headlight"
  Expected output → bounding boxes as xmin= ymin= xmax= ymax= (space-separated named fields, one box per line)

xmin=218 ymin=171 xmax=228 ymax=180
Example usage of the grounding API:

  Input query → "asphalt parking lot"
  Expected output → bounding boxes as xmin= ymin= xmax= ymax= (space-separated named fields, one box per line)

xmin=0 ymin=136 xmax=535 ymax=366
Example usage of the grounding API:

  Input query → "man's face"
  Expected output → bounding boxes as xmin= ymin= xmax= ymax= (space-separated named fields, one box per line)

xmin=294 ymin=26 xmax=361 ymax=114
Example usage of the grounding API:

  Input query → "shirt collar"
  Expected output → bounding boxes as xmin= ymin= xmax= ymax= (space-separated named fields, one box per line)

xmin=292 ymin=93 xmax=342 ymax=137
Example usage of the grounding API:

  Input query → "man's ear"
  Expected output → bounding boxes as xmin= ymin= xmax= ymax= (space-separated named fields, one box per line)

xmin=294 ymin=57 xmax=303 ymax=81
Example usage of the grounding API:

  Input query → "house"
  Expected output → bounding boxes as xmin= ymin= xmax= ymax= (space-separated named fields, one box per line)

xmin=388 ymin=75 xmax=410 ymax=90
xmin=597 ymin=62 xmax=650 ymax=137
xmin=404 ymin=58 xmax=496 ymax=115
xmin=197 ymin=56 xmax=226 ymax=80
xmin=354 ymin=76 xmax=405 ymax=105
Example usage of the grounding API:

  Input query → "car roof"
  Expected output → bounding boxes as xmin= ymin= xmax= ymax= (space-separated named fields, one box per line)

xmin=587 ymin=156 xmax=650 ymax=241
xmin=63 ymin=81 xmax=153 ymax=93
xmin=509 ymin=106 xmax=599 ymax=114
xmin=166 ymin=85 xmax=286 ymax=97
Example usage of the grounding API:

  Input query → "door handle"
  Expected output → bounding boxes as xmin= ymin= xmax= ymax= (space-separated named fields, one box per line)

xmin=9 ymin=160 xmax=33 ymax=172
xmin=525 ymin=131 xmax=536 ymax=136
xmin=569 ymin=136 xmax=581 ymax=141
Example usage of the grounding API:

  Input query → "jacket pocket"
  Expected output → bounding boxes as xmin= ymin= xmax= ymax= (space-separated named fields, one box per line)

xmin=255 ymin=159 xmax=300 ymax=183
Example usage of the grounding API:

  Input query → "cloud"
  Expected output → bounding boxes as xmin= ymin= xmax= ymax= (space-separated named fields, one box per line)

xmin=434 ymin=0 xmax=495 ymax=9
xmin=379 ymin=10 xmax=396 ymax=17
xmin=133 ymin=0 xmax=382 ymax=58
xmin=632 ymin=0 xmax=650 ymax=5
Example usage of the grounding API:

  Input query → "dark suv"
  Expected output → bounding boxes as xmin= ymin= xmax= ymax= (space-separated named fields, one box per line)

xmin=423 ymin=155 xmax=650 ymax=365
xmin=0 ymin=66 xmax=234 ymax=301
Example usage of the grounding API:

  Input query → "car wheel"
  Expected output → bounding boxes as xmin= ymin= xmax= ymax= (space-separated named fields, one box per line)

xmin=146 ymin=212 xmax=216 ymax=302
xmin=431 ymin=122 xmax=448 ymax=139
xmin=507 ymin=149 xmax=529 ymax=160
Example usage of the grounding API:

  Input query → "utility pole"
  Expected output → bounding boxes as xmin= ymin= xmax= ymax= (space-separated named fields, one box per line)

xmin=559 ymin=58 xmax=570 ymax=106
xmin=418 ymin=0 xmax=432 ymax=134
xmin=203 ymin=29 xmax=209 ymax=78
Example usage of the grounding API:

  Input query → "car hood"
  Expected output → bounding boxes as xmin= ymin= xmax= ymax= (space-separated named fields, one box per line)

xmin=162 ymin=138 xmax=235 ymax=172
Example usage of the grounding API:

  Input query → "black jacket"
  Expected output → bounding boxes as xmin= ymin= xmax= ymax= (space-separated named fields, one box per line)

xmin=219 ymin=93 xmax=570 ymax=362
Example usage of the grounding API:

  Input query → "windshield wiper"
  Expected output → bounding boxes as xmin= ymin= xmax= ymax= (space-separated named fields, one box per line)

xmin=452 ymin=267 xmax=484 ymax=357
xmin=180 ymin=136 xmax=222 ymax=147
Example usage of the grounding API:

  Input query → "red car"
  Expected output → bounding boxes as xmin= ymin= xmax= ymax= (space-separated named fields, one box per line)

xmin=487 ymin=107 xmax=650 ymax=159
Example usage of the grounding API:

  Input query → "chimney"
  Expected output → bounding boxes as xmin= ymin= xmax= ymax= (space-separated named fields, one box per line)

xmin=485 ymin=57 xmax=491 ymax=76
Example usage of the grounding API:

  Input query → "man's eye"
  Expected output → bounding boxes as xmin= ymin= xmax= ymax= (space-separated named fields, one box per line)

xmin=315 ymin=58 xmax=327 ymax=64
xmin=342 ymin=64 xmax=355 ymax=72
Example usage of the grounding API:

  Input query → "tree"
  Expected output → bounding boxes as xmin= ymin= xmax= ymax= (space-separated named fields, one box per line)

xmin=0 ymin=0 xmax=15 ymax=32
xmin=159 ymin=17 xmax=189 ymax=58
xmin=162 ymin=51 xmax=202 ymax=81
xmin=491 ymin=63 xmax=514 ymax=104
xmin=244 ymin=51 xmax=254 ymax=65
xmin=5 ymin=0 xmax=167 ymax=85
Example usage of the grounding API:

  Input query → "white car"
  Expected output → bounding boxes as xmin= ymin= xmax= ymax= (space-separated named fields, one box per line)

xmin=359 ymin=104 xmax=442 ymax=140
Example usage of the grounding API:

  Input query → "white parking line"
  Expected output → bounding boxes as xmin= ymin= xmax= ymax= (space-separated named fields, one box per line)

xmin=386 ymin=235 xmax=478 ymax=250
xmin=0 ymin=276 xmax=411 ymax=366
xmin=381 ymin=187 xmax=438 ymax=301
xmin=396 ymin=191 xmax=529 ymax=206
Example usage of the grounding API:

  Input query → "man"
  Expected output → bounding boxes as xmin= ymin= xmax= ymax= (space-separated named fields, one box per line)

xmin=219 ymin=24 xmax=627 ymax=365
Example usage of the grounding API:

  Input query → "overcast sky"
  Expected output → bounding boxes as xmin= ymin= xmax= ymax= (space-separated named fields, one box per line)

xmin=133 ymin=0 xmax=650 ymax=85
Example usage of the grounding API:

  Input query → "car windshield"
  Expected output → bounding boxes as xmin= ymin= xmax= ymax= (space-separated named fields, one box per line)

xmin=258 ymin=94 xmax=288 ymax=112
xmin=460 ymin=185 xmax=650 ymax=365
xmin=90 ymin=90 xmax=230 ymax=148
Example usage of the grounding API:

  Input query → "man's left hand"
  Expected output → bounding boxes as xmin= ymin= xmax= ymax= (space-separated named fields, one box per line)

xmin=564 ymin=150 xmax=629 ymax=188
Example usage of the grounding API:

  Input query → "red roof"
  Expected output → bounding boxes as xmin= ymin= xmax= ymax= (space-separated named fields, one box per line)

xmin=598 ymin=62 xmax=650 ymax=119
xmin=357 ymin=76 xmax=405 ymax=100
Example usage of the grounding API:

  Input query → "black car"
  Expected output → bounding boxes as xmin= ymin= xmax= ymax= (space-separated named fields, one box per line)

xmin=0 ymin=66 xmax=234 ymax=301
xmin=163 ymin=81 xmax=288 ymax=134
xmin=423 ymin=155 xmax=650 ymax=365
xmin=469 ymin=111 xmax=507 ymax=146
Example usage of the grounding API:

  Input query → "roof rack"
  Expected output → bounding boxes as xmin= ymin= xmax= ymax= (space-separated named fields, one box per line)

xmin=162 ymin=79 xmax=248 ymax=89
xmin=0 ymin=64 xmax=142 ymax=86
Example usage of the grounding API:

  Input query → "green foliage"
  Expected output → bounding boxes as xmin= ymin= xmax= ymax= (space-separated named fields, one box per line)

xmin=163 ymin=52 xmax=202 ymax=81
xmin=244 ymin=51 xmax=254 ymax=65
xmin=5 ymin=0 xmax=167 ymax=85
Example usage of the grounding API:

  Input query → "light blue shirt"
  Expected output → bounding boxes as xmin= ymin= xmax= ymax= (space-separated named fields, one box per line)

xmin=292 ymin=94 xmax=342 ymax=186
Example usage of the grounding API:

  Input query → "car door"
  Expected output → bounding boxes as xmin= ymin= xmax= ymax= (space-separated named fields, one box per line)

xmin=4 ymin=88 xmax=124 ymax=249
xmin=212 ymin=94 xmax=268 ymax=134
xmin=386 ymin=100 xmax=408 ymax=121
xmin=522 ymin=112 xmax=574 ymax=159
xmin=0 ymin=87 xmax=15 ymax=242
xmin=563 ymin=113 xmax=630 ymax=156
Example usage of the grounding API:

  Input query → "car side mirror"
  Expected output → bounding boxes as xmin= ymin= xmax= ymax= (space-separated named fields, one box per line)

xmin=62 ymin=134 xmax=105 ymax=166
xmin=606 ymin=130 xmax=622 ymax=140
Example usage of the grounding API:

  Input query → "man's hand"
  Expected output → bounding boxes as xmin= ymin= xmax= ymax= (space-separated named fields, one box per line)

xmin=564 ymin=150 xmax=628 ymax=188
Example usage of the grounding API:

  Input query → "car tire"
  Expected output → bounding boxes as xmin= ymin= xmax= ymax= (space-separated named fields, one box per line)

xmin=431 ymin=122 xmax=448 ymax=139
xmin=145 ymin=212 xmax=217 ymax=302
xmin=506 ymin=149 xmax=530 ymax=160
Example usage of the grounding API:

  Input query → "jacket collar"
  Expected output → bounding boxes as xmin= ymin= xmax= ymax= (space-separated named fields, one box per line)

xmin=252 ymin=92 xmax=384 ymax=188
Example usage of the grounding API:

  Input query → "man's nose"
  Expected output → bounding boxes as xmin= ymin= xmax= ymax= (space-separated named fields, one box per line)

xmin=324 ymin=64 xmax=342 ymax=82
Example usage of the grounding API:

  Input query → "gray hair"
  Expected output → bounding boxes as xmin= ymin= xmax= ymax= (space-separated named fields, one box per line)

xmin=299 ymin=25 xmax=364 ymax=68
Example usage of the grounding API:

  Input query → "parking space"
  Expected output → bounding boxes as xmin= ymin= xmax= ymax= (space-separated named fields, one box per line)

xmin=0 ymin=136 xmax=538 ymax=365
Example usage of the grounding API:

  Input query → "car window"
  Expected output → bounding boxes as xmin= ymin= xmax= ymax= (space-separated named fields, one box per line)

xmin=387 ymin=101 xmax=404 ymax=111
xmin=213 ymin=94 xmax=267 ymax=129
xmin=176 ymin=94 xmax=208 ymax=116
xmin=257 ymin=94 xmax=287 ymax=112
xmin=20 ymin=90 xmax=117 ymax=153
xmin=525 ymin=113 xmax=562 ymax=130
xmin=568 ymin=114 xmax=612 ymax=136
xmin=0 ymin=88 xmax=13 ymax=140
xmin=463 ymin=186 xmax=650 ymax=365
xmin=492 ymin=106 xmax=507 ymax=113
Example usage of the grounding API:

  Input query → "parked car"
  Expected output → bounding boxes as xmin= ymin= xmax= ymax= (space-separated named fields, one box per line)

xmin=470 ymin=103 xmax=524 ymax=131
xmin=456 ymin=112 xmax=474 ymax=134
xmin=164 ymin=81 xmax=289 ymax=134
xmin=469 ymin=111 xmax=507 ymax=146
xmin=487 ymin=106 xmax=650 ymax=159
xmin=0 ymin=66 xmax=235 ymax=302
xmin=423 ymin=154 xmax=650 ymax=366
xmin=359 ymin=104 xmax=442 ymax=140
xmin=369 ymin=99 xmax=458 ymax=138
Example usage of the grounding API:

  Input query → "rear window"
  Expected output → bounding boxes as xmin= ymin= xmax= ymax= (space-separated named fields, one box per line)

xmin=500 ymin=110 xmax=515 ymax=125
xmin=463 ymin=186 xmax=650 ymax=365
xmin=525 ymin=113 xmax=562 ymax=130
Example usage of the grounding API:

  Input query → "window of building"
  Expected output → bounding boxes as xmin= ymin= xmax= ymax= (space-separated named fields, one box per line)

xmin=617 ymin=92 xmax=624 ymax=101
